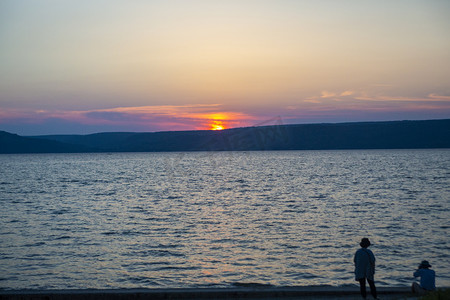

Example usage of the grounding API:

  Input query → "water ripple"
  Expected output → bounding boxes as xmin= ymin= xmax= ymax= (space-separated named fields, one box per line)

xmin=0 ymin=150 xmax=449 ymax=290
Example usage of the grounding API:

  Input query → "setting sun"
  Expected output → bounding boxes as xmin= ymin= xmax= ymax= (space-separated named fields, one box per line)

xmin=205 ymin=113 xmax=230 ymax=130
xmin=209 ymin=120 xmax=225 ymax=130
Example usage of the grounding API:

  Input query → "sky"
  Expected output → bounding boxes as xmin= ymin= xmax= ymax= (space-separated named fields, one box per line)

xmin=1 ymin=0 xmax=450 ymax=135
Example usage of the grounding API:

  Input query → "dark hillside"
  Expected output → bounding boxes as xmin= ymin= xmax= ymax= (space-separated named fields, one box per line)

xmin=283 ymin=119 xmax=450 ymax=150
xmin=35 ymin=132 xmax=140 ymax=151
xmin=0 ymin=131 xmax=90 ymax=154
xmin=2 ymin=119 xmax=449 ymax=154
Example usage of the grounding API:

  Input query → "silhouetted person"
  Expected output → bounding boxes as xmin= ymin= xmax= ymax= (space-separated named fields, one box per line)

xmin=412 ymin=260 xmax=435 ymax=294
xmin=354 ymin=238 xmax=378 ymax=299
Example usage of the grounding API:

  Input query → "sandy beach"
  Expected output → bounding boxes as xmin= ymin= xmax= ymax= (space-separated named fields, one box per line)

xmin=0 ymin=286 xmax=423 ymax=300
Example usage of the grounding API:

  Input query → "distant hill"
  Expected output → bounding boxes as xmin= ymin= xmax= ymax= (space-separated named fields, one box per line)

xmin=1 ymin=119 xmax=449 ymax=154
xmin=0 ymin=131 xmax=90 ymax=154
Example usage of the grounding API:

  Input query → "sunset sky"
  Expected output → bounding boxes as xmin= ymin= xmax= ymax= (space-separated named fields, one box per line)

xmin=1 ymin=0 xmax=450 ymax=135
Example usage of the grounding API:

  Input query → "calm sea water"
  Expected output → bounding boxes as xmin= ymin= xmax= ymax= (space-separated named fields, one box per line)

xmin=0 ymin=150 xmax=449 ymax=290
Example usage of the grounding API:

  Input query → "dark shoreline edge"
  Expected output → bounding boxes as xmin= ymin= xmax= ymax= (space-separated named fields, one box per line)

xmin=2 ymin=119 xmax=450 ymax=153
xmin=0 ymin=286 xmax=419 ymax=299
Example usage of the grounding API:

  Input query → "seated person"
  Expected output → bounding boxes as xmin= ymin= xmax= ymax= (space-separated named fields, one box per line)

xmin=412 ymin=260 xmax=435 ymax=294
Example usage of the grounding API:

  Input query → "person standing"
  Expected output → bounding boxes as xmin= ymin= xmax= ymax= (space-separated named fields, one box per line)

xmin=412 ymin=260 xmax=436 ymax=294
xmin=354 ymin=238 xmax=378 ymax=299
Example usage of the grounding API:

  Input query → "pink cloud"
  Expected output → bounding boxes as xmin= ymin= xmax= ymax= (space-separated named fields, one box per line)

xmin=0 ymin=104 xmax=258 ymax=131
xmin=320 ymin=91 xmax=336 ymax=98
xmin=340 ymin=90 xmax=354 ymax=96
xmin=1 ymin=91 xmax=450 ymax=135
xmin=428 ymin=94 xmax=450 ymax=101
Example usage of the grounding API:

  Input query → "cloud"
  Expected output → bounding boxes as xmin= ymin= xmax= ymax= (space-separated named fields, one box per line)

xmin=428 ymin=94 xmax=450 ymax=101
xmin=310 ymin=88 xmax=450 ymax=104
xmin=303 ymin=98 xmax=321 ymax=104
xmin=85 ymin=105 xmax=257 ymax=130
xmin=0 ymin=104 xmax=258 ymax=134
xmin=2 ymin=90 xmax=450 ymax=135
xmin=286 ymin=89 xmax=450 ymax=122
xmin=354 ymin=94 xmax=450 ymax=102
xmin=321 ymin=91 xmax=336 ymax=98
xmin=84 ymin=111 xmax=137 ymax=122
xmin=340 ymin=90 xmax=354 ymax=96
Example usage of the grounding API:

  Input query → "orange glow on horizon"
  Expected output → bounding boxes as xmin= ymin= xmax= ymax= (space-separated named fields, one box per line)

xmin=209 ymin=120 xmax=226 ymax=130
xmin=205 ymin=112 xmax=237 ymax=130
xmin=0 ymin=105 xmax=260 ymax=132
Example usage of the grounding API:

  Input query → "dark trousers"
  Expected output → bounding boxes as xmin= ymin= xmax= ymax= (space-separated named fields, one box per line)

xmin=358 ymin=278 xmax=377 ymax=299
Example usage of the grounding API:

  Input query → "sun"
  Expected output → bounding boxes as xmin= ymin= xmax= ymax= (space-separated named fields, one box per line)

xmin=205 ymin=113 xmax=233 ymax=130
xmin=209 ymin=120 xmax=226 ymax=130
xmin=211 ymin=124 xmax=225 ymax=130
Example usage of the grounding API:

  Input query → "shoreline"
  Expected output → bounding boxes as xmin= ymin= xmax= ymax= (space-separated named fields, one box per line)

xmin=0 ymin=286 xmax=422 ymax=299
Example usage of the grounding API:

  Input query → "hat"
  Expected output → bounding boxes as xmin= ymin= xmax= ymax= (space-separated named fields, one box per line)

xmin=360 ymin=238 xmax=371 ymax=248
xmin=419 ymin=260 xmax=432 ymax=268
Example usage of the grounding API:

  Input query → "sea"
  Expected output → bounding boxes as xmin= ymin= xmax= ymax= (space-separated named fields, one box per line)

xmin=0 ymin=150 xmax=449 ymax=290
